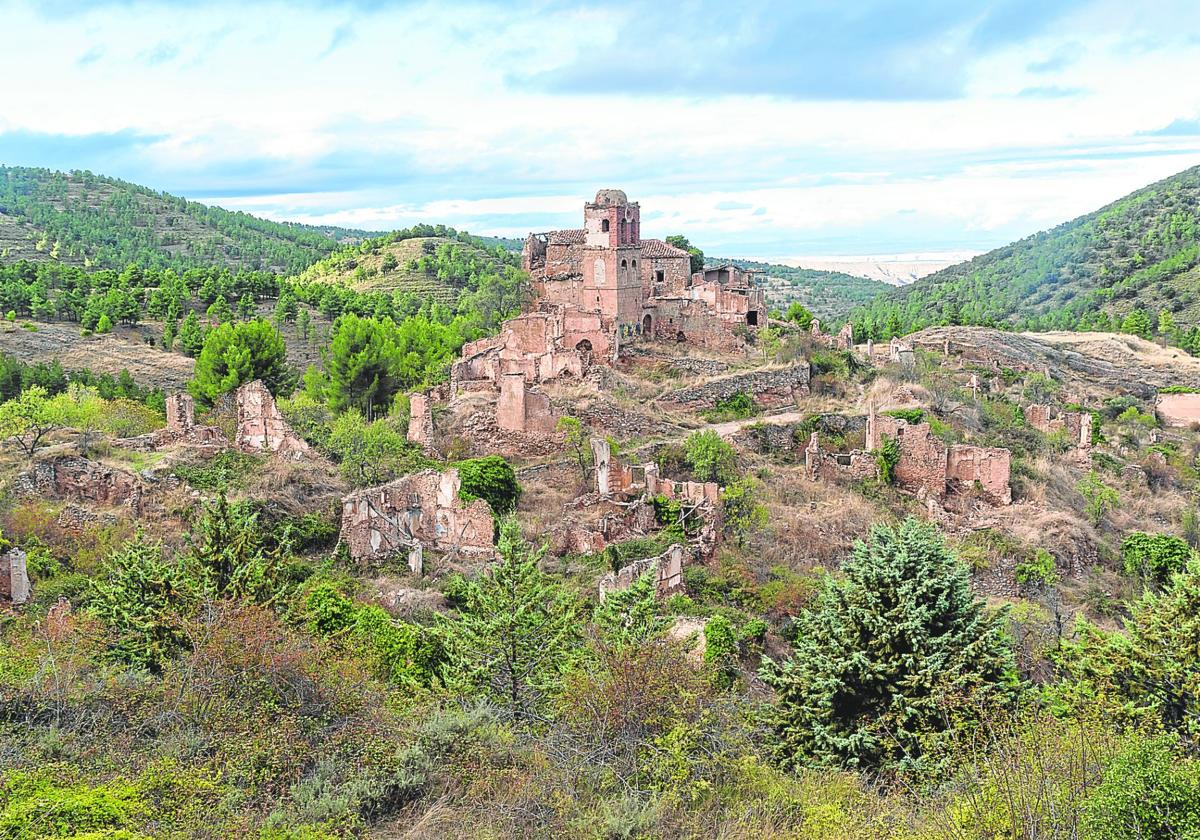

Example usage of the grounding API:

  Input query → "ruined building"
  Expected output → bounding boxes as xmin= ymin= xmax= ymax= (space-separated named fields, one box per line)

xmin=0 ymin=547 xmax=30 ymax=606
xmin=524 ymin=189 xmax=765 ymax=350
xmin=806 ymin=405 xmax=1012 ymax=509
xmin=340 ymin=468 xmax=496 ymax=569
xmin=1024 ymin=404 xmax=1094 ymax=451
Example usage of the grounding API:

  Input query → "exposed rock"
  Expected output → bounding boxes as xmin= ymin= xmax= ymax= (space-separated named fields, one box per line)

xmin=660 ymin=363 xmax=811 ymax=409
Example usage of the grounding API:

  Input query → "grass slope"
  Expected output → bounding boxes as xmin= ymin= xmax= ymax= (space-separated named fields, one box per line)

xmin=853 ymin=164 xmax=1200 ymax=335
xmin=715 ymin=257 xmax=891 ymax=320
xmin=0 ymin=166 xmax=371 ymax=274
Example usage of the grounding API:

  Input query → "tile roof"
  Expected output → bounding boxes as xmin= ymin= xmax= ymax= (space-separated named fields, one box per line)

xmin=640 ymin=238 xmax=690 ymax=258
xmin=546 ymin=228 xmax=586 ymax=245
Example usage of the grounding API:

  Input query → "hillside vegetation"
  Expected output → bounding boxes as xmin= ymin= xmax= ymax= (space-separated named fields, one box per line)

xmin=294 ymin=226 xmax=522 ymax=307
xmin=853 ymin=164 xmax=1200 ymax=344
xmin=0 ymin=166 xmax=369 ymax=274
xmin=720 ymin=258 xmax=891 ymax=319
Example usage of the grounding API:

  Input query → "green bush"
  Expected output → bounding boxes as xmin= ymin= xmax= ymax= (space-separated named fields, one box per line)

xmin=1122 ymin=531 xmax=1194 ymax=585
xmin=454 ymin=454 xmax=521 ymax=514
xmin=683 ymin=429 xmax=738 ymax=484
xmin=875 ymin=435 xmax=901 ymax=485
xmin=1082 ymin=735 xmax=1200 ymax=840
xmin=0 ymin=769 xmax=147 ymax=839
xmin=1015 ymin=549 xmax=1059 ymax=588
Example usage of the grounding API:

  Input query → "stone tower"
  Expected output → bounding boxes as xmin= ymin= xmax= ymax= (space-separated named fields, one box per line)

xmin=582 ymin=189 xmax=644 ymax=331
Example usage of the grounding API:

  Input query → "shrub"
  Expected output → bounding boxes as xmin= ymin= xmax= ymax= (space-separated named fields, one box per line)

xmin=703 ymin=614 xmax=738 ymax=689
xmin=683 ymin=429 xmax=738 ymax=484
xmin=454 ymin=455 xmax=521 ymax=514
xmin=1015 ymin=549 xmax=1059 ymax=588
xmin=875 ymin=435 xmax=901 ymax=485
xmin=1081 ymin=735 xmax=1200 ymax=839
xmin=1121 ymin=531 xmax=1193 ymax=586
xmin=1077 ymin=471 xmax=1118 ymax=527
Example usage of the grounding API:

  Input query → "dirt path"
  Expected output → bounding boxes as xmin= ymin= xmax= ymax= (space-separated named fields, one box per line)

xmin=707 ymin=409 xmax=806 ymax=438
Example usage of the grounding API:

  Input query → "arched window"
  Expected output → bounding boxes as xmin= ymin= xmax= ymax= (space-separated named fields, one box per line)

xmin=620 ymin=218 xmax=627 ymax=242
xmin=642 ymin=313 xmax=652 ymax=334
xmin=631 ymin=259 xmax=637 ymax=269
xmin=601 ymin=219 xmax=610 ymax=232
xmin=621 ymin=259 xmax=628 ymax=269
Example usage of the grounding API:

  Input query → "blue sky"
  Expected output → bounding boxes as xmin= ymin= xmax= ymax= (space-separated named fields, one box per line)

xmin=2 ymin=0 xmax=1199 ymax=259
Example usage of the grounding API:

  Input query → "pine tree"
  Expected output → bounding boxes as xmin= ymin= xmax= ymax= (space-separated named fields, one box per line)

xmin=760 ymin=517 xmax=1015 ymax=772
xmin=237 ymin=293 xmax=256 ymax=321
xmin=1121 ymin=308 xmax=1153 ymax=340
xmin=442 ymin=518 xmax=580 ymax=719
xmin=188 ymin=318 xmax=290 ymax=402
xmin=178 ymin=311 xmax=204 ymax=357
xmin=593 ymin=570 xmax=667 ymax=650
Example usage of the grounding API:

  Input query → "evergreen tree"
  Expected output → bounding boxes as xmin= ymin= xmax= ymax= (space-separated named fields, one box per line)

xmin=760 ymin=518 xmax=1015 ymax=771
xmin=1120 ymin=308 xmax=1153 ymax=340
xmin=592 ymin=570 xmax=667 ymax=650
xmin=178 ymin=311 xmax=204 ymax=357
xmin=325 ymin=313 xmax=402 ymax=419
xmin=237 ymin=293 xmax=256 ymax=320
xmin=785 ymin=301 xmax=814 ymax=330
xmin=189 ymin=318 xmax=290 ymax=402
xmin=442 ymin=518 xmax=580 ymax=719
xmin=206 ymin=294 xmax=233 ymax=324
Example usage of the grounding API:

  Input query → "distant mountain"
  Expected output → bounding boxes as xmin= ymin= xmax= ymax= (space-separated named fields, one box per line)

xmin=0 ymin=166 xmax=371 ymax=274
xmin=783 ymin=255 xmax=969 ymax=286
xmin=853 ymin=164 xmax=1200 ymax=337
xmin=716 ymin=257 xmax=892 ymax=320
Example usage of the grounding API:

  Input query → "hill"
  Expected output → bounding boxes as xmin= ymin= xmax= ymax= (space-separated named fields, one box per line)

xmin=293 ymin=225 xmax=524 ymax=306
xmin=852 ymin=164 xmax=1200 ymax=340
xmin=715 ymin=257 xmax=892 ymax=319
xmin=0 ymin=166 xmax=370 ymax=274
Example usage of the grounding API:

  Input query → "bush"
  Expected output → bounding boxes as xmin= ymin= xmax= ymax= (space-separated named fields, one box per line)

xmin=683 ymin=429 xmax=738 ymax=484
xmin=1121 ymin=531 xmax=1193 ymax=585
xmin=454 ymin=455 xmax=521 ymax=514
xmin=875 ymin=435 xmax=901 ymax=485
xmin=1015 ymin=549 xmax=1059 ymax=588
xmin=1082 ymin=735 xmax=1200 ymax=840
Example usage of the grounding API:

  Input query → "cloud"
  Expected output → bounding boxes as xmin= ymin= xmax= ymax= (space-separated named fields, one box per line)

xmin=138 ymin=41 xmax=179 ymax=65
xmin=76 ymin=46 xmax=105 ymax=67
xmin=514 ymin=0 xmax=1092 ymax=101
xmin=1015 ymin=85 xmax=1087 ymax=99
xmin=318 ymin=22 xmax=356 ymax=59
xmin=1027 ymin=41 xmax=1085 ymax=73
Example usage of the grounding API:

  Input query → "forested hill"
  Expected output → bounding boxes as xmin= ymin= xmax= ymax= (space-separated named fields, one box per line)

xmin=0 ymin=166 xmax=371 ymax=274
xmin=851 ymin=164 xmax=1200 ymax=342
xmin=718 ymin=258 xmax=891 ymax=320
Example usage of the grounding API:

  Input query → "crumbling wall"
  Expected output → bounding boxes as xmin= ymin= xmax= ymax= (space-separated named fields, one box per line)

xmin=408 ymin=392 xmax=434 ymax=446
xmin=497 ymin=373 xmax=558 ymax=433
xmin=236 ymin=380 xmax=312 ymax=459
xmin=115 ymin=391 xmax=227 ymax=451
xmin=661 ymin=363 xmax=810 ymax=409
xmin=598 ymin=543 xmax=685 ymax=599
xmin=0 ymin=548 xmax=30 ymax=605
xmin=340 ymin=468 xmax=495 ymax=565
xmin=14 ymin=457 xmax=144 ymax=514
xmin=1023 ymin=404 xmax=1093 ymax=449
xmin=947 ymin=446 xmax=1012 ymax=505
xmin=1155 ymin=393 xmax=1200 ymax=428
xmin=804 ymin=433 xmax=877 ymax=482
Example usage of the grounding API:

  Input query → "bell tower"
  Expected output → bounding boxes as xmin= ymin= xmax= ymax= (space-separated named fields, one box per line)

xmin=582 ymin=189 xmax=643 ymax=329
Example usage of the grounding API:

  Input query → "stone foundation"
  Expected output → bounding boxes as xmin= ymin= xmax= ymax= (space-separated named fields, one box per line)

xmin=660 ymin=363 xmax=811 ymax=409
xmin=340 ymin=468 xmax=495 ymax=565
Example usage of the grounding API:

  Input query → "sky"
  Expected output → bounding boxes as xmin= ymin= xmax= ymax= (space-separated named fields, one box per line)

xmin=1 ymin=0 xmax=1199 ymax=259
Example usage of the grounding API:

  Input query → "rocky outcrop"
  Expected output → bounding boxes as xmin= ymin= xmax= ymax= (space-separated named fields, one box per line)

xmin=660 ymin=363 xmax=811 ymax=409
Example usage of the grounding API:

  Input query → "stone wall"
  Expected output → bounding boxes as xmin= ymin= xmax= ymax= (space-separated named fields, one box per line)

xmin=1155 ymin=392 xmax=1200 ymax=428
xmin=408 ymin=392 xmax=434 ymax=446
xmin=497 ymin=373 xmax=558 ymax=433
xmin=14 ymin=457 xmax=144 ymax=514
xmin=661 ymin=363 xmax=811 ymax=409
xmin=598 ymin=543 xmax=685 ymax=599
xmin=1023 ymin=404 xmax=1093 ymax=449
xmin=115 ymin=391 xmax=227 ymax=452
xmin=0 ymin=548 xmax=30 ymax=605
xmin=235 ymin=380 xmax=312 ymax=459
xmin=947 ymin=445 xmax=1013 ymax=505
xmin=340 ymin=468 xmax=495 ymax=565
xmin=803 ymin=433 xmax=877 ymax=482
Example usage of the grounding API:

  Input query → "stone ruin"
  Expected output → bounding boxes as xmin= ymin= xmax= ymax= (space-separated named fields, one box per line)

xmin=1155 ymin=392 xmax=1200 ymax=428
xmin=598 ymin=542 xmax=684 ymax=600
xmin=0 ymin=547 xmax=30 ymax=606
xmin=497 ymin=373 xmax=558 ymax=433
xmin=407 ymin=392 xmax=435 ymax=446
xmin=116 ymin=392 xmax=227 ymax=452
xmin=1024 ymin=404 xmax=1093 ymax=457
xmin=340 ymin=468 xmax=496 ymax=569
xmin=592 ymin=438 xmax=721 ymax=507
xmin=659 ymin=362 xmax=810 ymax=411
xmin=806 ymin=405 xmax=1012 ymax=509
xmin=235 ymin=380 xmax=312 ymax=459
xmin=809 ymin=319 xmax=854 ymax=351
xmin=14 ymin=455 xmax=145 ymax=515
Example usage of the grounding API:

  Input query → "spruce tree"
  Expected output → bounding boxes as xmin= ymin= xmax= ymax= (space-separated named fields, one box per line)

xmin=760 ymin=517 xmax=1015 ymax=772
xmin=442 ymin=518 xmax=580 ymax=719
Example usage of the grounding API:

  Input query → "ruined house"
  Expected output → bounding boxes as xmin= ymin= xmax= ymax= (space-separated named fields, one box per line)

xmin=806 ymin=406 xmax=1012 ymax=508
xmin=0 ymin=548 xmax=30 ymax=606
xmin=235 ymin=380 xmax=312 ymax=459
xmin=340 ymin=468 xmax=495 ymax=567
xmin=598 ymin=543 xmax=684 ymax=600
xmin=407 ymin=392 xmax=434 ymax=446
xmin=14 ymin=456 xmax=144 ymax=514
xmin=115 ymin=392 xmax=227 ymax=451
xmin=1024 ymin=404 xmax=1094 ymax=450
xmin=810 ymin=319 xmax=854 ymax=351
xmin=496 ymin=373 xmax=557 ymax=433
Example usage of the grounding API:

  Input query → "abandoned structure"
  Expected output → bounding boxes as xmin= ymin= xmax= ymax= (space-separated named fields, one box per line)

xmin=15 ymin=456 xmax=145 ymax=515
xmin=810 ymin=319 xmax=854 ymax=351
xmin=806 ymin=405 xmax=1012 ymax=508
xmin=116 ymin=392 xmax=226 ymax=452
xmin=1024 ymin=404 xmax=1094 ymax=451
xmin=340 ymin=468 xmax=496 ymax=568
xmin=235 ymin=380 xmax=312 ymax=459
xmin=0 ymin=547 xmax=30 ymax=606
xmin=496 ymin=373 xmax=557 ymax=433
xmin=522 ymin=189 xmax=766 ymax=352
xmin=598 ymin=543 xmax=684 ymax=600
xmin=1155 ymin=392 xmax=1200 ymax=428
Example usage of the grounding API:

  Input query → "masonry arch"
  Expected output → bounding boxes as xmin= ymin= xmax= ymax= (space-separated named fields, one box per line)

xmin=746 ymin=310 xmax=759 ymax=326
xmin=601 ymin=219 xmax=610 ymax=232
xmin=642 ymin=313 xmax=652 ymax=335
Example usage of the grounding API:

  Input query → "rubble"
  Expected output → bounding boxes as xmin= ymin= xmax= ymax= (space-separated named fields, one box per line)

xmin=1024 ymin=404 xmax=1094 ymax=453
xmin=660 ymin=363 xmax=811 ymax=409
xmin=0 ymin=547 xmax=30 ymax=605
xmin=115 ymin=392 xmax=227 ymax=452
xmin=340 ymin=468 xmax=496 ymax=566
xmin=14 ymin=456 xmax=144 ymax=514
